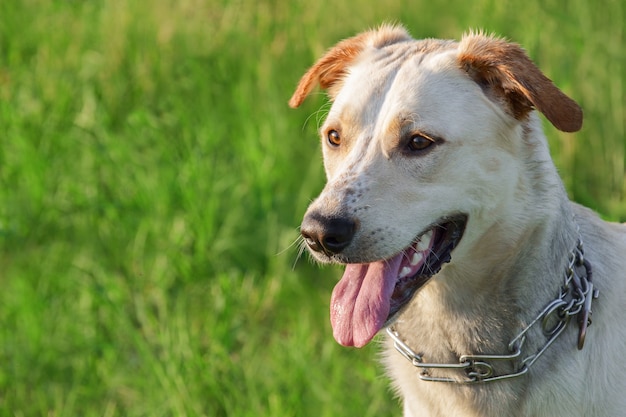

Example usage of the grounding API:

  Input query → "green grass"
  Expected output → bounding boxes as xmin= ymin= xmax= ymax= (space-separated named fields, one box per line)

xmin=0 ymin=0 xmax=624 ymax=415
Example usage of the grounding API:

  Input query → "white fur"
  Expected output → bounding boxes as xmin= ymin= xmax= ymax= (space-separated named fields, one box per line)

xmin=291 ymin=25 xmax=626 ymax=416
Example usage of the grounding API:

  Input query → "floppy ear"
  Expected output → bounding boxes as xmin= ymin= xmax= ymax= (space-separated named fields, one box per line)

xmin=289 ymin=25 xmax=412 ymax=108
xmin=458 ymin=33 xmax=583 ymax=132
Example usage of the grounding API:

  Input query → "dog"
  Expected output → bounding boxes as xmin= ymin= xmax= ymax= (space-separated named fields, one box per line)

xmin=289 ymin=24 xmax=626 ymax=416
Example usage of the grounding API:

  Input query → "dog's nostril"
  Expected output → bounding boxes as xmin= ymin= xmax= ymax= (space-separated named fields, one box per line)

xmin=301 ymin=214 xmax=357 ymax=256
xmin=322 ymin=234 xmax=351 ymax=252
xmin=302 ymin=233 xmax=322 ymax=252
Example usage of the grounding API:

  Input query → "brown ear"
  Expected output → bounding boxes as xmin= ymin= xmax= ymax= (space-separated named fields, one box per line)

xmin=458 ymin=33 xmax=582 ymax=132
xmin=289 ymin=25 xmax=412 ymax=108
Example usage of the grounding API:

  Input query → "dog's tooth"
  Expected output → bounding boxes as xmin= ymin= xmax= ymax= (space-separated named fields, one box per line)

xmin=410 ymin=252 xmax=424 ymax=266
xmin=399 ymin=266 xmax=412 ymax=279
xmin=417 ymin=230 xmax=433 ymax=251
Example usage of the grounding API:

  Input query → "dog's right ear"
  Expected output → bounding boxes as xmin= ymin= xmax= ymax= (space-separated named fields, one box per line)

xmin=289 ymin=25 xmax=412 ymax=108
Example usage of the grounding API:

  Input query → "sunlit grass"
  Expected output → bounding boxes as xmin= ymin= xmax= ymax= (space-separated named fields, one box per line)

xmin=0 ymin=0 xmax=623 ymax=415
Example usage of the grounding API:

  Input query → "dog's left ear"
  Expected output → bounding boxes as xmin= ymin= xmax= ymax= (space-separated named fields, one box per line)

xmin=289 ymin=24 xmax=411 ymax=108
xmin=458 ymin=33 xmax=583 ymax=132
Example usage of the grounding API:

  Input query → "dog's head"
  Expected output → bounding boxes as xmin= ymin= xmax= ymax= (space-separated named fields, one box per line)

xmin=290 ymin=25 xmax=582 ymax=347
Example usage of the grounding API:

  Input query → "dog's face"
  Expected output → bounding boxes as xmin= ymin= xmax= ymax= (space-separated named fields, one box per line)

xmin=290 ymin=25 xmax=582 ymax=347
xmin=311 ymin=40 xmax=520 ymax=264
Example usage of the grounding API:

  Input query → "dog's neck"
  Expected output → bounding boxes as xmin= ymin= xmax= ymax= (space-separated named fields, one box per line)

xmin=387 ymin=122 xmax=583 ymax=381
xmin=387 ymin=207 xmax=586 ymax=380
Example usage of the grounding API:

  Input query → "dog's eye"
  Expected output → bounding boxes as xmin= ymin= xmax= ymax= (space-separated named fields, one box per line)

xmin=407 ymin=134 xmax=435 ymax=152
xmin=327 ymin=130 xmax=341 ymax=147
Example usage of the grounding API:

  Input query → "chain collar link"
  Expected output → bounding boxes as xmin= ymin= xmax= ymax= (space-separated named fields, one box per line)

xmin=387 ymin=235 xmax=599 ymax=384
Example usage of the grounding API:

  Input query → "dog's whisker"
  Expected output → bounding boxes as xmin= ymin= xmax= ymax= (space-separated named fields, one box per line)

xmin=301 ymin=99 xmax=331 ymax=132
xmin=277 ymin=234 xmax=304 ymax=255
xmin=315 ymin=102 xmax=332 ymax=129
xmin=272 ymin=229 xmax=310 ymax=271
xmin=291 ymin=240 xmax=307 ymax=271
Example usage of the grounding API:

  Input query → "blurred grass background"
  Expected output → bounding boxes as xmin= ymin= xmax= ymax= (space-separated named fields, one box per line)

xmin=0 ymin=0 xmax=623 ymax=415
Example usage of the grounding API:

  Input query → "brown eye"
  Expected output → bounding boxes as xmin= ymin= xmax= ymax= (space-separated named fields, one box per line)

xmin=408 ymin=134 xmax=435 ymax=152
xmin=327 ymin=130 xmax=341 ymax=147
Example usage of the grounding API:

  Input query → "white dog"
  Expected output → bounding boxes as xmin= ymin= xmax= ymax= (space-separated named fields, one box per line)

xmin=290 ymin=25 xmax=626 ymax=416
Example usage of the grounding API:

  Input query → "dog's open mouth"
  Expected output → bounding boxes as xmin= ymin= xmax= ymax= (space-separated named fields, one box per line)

xmin=330 ymin=215 xmax=467 ymax=347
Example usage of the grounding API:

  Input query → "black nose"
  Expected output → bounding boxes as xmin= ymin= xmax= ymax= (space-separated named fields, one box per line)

xmin=300 ymin=212 xmax=357 ymax=256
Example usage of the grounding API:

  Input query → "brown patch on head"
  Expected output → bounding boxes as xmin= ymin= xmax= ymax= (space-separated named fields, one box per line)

xmin=383 ymin=115 xmax=404 ymax=139
xmin=458 ymin=32 xmax=582 ymax=132
xmin=289 ymin=24 xmax=412 ymax=108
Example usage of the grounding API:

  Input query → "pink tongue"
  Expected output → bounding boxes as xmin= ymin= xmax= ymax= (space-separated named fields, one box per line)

xmin=330 ymin=254 xmax=403 ymax=347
